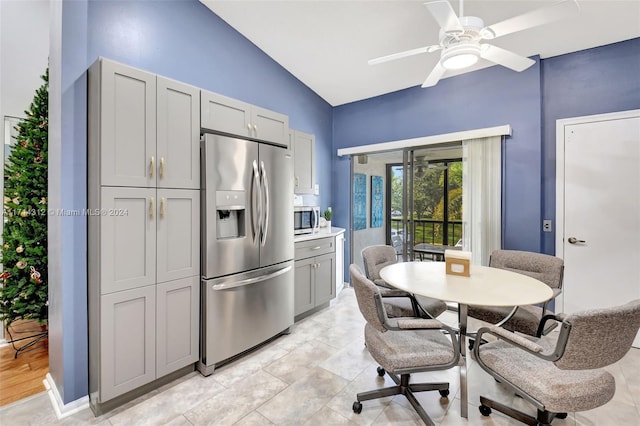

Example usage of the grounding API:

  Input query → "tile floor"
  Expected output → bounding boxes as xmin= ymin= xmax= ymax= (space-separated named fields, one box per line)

xmin=1 ymin=287 xmax=639 ymax=425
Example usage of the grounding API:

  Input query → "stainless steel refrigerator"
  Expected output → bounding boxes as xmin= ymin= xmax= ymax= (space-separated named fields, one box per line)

xmin=198 ymin=133 xmax=294 ymax=375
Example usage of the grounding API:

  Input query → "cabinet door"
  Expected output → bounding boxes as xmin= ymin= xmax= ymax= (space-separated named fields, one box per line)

xmin=314 ymin=253 xmax=336 ymax=306
xmin=201 ymin=90 xmax=251 ymax=137
xmin=101 ymin=285 xmax=156 ymax=401
xmin=294 ymin=257 xmax=315 ymax=316
xmin=100 ymin=59 xmax=156 ymax=187
xmin=156 ymin=276 xmax=199 ymax=377
xmin=293 ymin=130 xmax=315 ymax=194
xmin=251 ymin=106 xmax=289 ymax=147
xmin=101 ymin=187 xmax=156 ymax=294
xmin=156 ymin=189 xmax=200 ymax=283
xmin=157 ymin=77 xmax=200 ymax=189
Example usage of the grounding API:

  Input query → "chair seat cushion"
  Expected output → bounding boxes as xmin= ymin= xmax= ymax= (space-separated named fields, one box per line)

xmin=468 ymin=305 xmax=553 ymax=336
xmin=364 ymin=323 xmax=456 ymax=373
xmin=478 ymin=340 xmax=615 ymax=413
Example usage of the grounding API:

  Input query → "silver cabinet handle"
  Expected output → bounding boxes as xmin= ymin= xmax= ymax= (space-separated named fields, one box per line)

xmin=253 ymin=124 xmax=258 ymax=133
xmin=568 ymin=237 xmax=586 ymax=244
xmin=160 ymin=157 xmax=166 ymax=178
xmin=311 ymin=246 xmax=321 ymax=250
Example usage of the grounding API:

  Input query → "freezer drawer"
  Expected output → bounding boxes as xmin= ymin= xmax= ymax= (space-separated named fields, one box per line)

xmin=199 ymin=261 xmax=294 ymax=375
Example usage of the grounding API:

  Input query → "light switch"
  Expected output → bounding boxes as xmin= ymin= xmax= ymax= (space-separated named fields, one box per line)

xmin=314 ymin=184 xmax=319 ymax=195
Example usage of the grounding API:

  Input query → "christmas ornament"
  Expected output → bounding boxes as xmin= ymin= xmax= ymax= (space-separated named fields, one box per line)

xmin=34 ymin=154 xmax=42 ymax=164
xmin=0 ymin=271 xmax=10 ymax=284
xmin=39 ymin=197 xmax=47 ymax=205
xmin=16 ymin=260 xmax=27 ymax=269
xmin=16 ymin=245 xmax=24 ymax=253
xmin=30 ymin=266 xmax=42 ymax=284
xmin=20 ymin=210 xmax=29 ymax=218
xmin=12 ymin=197 xmax=20 ymax=204
xmin=3 ymin=243 xmax=9 ymax=250
xmin=20 ymin=140 xmax=27 ymax=148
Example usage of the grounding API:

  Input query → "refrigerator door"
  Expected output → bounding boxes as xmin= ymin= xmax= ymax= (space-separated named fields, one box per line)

xmin=202 ymin=134 xmax=259 ymax=278
xmin=200 ymin=261 xmax=294 ymax=372
xmin=259 ymin=143 xmax=294 ymax=267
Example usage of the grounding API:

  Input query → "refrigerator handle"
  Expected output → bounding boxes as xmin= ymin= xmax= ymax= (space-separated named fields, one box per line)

xmin=252 ymin=160 xmax=262 ymax=244
xmin=260 ymin=161 xmax=269 ymax=246
xmin=211 ymin=265 xmax=292 ymax=290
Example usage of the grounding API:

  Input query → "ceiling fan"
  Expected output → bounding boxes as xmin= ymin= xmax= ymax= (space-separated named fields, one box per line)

xmin=369 ymin=0 xmax=580 ymax=87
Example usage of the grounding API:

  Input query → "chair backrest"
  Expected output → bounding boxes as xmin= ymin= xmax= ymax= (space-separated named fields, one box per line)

xmin=555 ymin=299 xmax=640 ymax=370
xmin=361 ymin=245 xmax=397 ymax=283
xmin=349 ymin=264 xmax=387 ymax=333
xmin=489 ymin=249 xmax=564 ymax=290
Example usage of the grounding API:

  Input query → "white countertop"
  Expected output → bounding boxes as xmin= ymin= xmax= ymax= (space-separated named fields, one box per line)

xmin=294 ymin=227 xmax=345 ymax=242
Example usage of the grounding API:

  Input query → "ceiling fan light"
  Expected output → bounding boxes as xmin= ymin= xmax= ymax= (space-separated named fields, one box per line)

xmin=440 ymin=42 xmax=481 ymax=70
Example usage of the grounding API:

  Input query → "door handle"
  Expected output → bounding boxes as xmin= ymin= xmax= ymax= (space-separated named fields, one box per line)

xmin=567 ymin=237 xmax=586 ymax=244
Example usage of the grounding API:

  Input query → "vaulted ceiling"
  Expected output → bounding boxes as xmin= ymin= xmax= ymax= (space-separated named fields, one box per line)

xmin=202 ymin=0 xmax=640 ymax=106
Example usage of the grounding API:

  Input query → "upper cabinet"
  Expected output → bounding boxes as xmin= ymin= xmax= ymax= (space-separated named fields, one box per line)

xmin=292 ymin=130 xmax=316 ymax=194
xmin=90 ymin=59 xmax=199 ymax=189
xmin=201 ymin=90 xmax=289 ymax=147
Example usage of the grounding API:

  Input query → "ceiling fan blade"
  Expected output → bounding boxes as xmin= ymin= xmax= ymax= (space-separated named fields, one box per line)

xmin=424 ymin=0 xmax=464 ymax=34
xmin=422 ymin=61 xmax=446 ymax=88
xmin=481 ymin=0 xmax=579 ymax=40
xmin=480 ymin=44 xmax=535 ymax=72
xmin=368 ymin=45 xmax=440 ymax=65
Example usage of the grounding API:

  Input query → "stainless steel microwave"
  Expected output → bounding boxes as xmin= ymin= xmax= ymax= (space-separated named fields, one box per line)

xmin=294 ymin=206 xmax=320 ymax=235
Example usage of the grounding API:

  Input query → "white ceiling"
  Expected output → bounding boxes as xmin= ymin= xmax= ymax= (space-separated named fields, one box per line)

xmin=202 ymin=0 xmax=640 ymax=106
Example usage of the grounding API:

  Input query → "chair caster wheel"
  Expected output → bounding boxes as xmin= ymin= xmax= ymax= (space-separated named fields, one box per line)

xmin=556 ymin=413 xmax=568 ymax=419
xmin=377 ymin=366 xmax=385 ymax=377
xmin=439 ymin=389 xmax=449 ymax=398
xmin=352 ymin=401 xmax=362 ymax=414
xmin=479 ymin=405 xmax=492 ymax=416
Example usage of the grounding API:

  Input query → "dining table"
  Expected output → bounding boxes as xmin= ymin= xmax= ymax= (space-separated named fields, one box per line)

xmin=379 ymin=261 xmax=553 ymax=418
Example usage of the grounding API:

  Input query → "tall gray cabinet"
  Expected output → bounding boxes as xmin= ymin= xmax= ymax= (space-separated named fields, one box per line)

xmin=88 ymin=58 xmax=200 ymax=414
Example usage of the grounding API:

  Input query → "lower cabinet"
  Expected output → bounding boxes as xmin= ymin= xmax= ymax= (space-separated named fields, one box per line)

xmin=294 ymin=237 xmax=336 ymax=319
xmin=98 ymin=276 xmax=199 ymax=402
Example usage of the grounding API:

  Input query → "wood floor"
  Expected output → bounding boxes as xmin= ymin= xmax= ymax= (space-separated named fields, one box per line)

xmin=0 ymin=320 xmax=49 ymax=407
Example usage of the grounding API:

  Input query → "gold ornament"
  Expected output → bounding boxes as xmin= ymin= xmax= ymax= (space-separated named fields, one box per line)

xmin=20 ymin=210 xmax=29 ymax=218
xmin=16 ymin=245 xmax=24 ymax=253
xmin=3 ymin=243 xmax=9 ymax=250
xmin=16 ymin=260 xmax=27 ymax=269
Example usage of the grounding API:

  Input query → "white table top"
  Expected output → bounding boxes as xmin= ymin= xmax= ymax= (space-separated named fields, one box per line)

xmin=380 ymin=262 xmax=553 ymax=307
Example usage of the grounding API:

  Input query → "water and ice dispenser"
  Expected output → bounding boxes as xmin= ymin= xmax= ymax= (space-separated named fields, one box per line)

xmin=215 ymin=190 xmax=245 ymax=239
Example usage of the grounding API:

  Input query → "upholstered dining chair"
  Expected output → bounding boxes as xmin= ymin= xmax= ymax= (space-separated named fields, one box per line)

xmin=468 ymin=249 xmax=564 ymax=337
xmin=474 ymin=299 xmax=640 ymax=426
xmin=349 ymin=264 xmax=460 ymax=426
xmin=361 ymin=245 xmax=447 ymax=319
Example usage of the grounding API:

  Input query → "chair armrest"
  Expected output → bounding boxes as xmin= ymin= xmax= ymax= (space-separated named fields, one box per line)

xmin=479 ymin=325 xmax=544 ymax=353
xmin=395 ymin=318 xmax=443 ymax=330
xmin=535 ymin=313 xmax=563 ymax=337
xmin=380 ymin=289 xmax=413 ymax=297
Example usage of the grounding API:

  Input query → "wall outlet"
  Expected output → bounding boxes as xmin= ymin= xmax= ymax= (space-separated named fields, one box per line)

xmin=314 ymin=183 xmax=319 ymax=195
xmin=543 ymin=220 xmax=552 ymax=232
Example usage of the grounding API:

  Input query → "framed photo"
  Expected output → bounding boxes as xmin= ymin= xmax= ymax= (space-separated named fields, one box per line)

xmin=353 ymin=173 xmax=367 ymax=230
xmin=371 ymin=175 xmax=383 ymax=228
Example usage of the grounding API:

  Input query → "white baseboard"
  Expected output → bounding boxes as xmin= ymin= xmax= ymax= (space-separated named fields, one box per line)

xmin=44 ymin=373 xmax=89 ymax=419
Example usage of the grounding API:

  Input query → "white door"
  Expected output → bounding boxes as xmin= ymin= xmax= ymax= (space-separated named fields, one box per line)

xmin=556 ymin=109 xmax=640 ymax=347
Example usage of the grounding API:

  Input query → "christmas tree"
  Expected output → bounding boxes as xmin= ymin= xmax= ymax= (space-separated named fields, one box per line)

xmin=0 ymin=69 xmax=48 ymax=326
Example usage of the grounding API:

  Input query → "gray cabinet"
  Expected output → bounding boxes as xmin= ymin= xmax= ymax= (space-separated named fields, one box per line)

xmin=201 ymin=90 xmax=289 ymax=146
xmin=88 ymin=58 xmax=200 ymax=412
xmin=292 ymin=130 xmax=315 ymax=194
xmin=156 ymin=276 xmax=199 ymax=377
xmin=294 ymin=237 xmax=336 ymax=319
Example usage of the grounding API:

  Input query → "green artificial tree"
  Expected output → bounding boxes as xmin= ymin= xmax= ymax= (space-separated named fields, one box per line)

xmin=0 ymin=69 xmax=48 ymax=327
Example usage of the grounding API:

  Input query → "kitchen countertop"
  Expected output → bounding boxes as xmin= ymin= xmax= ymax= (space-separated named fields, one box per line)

xmin=294 ymin=227 xmax=345 ymax=242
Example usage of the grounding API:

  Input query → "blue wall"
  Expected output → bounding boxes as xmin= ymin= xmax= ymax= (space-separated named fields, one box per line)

xmin=333 ymin=59 xmax=543 ymax=274
xmin=56 ymin=0 xmax=332 ymax=403
xmin=540 ymin=38 xmax=640 ymax=254
xmin=332 ymin=38 xmax=640 ymax=281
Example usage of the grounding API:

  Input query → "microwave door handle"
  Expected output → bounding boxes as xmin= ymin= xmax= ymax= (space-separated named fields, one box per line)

xmin=252 ymin=160 xmax=261 ymax=244
xmin=260 ymin=161 xmax=269 ymax=246
xmin=314 ymin=209 xmax=319 ymax=232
